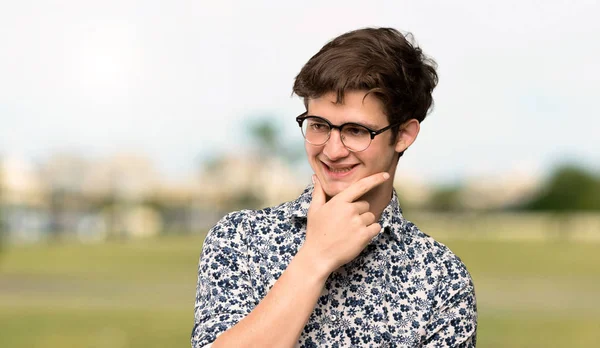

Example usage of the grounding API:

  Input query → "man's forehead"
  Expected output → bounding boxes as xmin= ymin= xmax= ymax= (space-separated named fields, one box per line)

xmin=306 ymin=91 xmax=347 ymax=105
xmin=307 ymin=90 xmax=384 ymax=107
xmin=306 ymin=92 xmax=386 ymax=128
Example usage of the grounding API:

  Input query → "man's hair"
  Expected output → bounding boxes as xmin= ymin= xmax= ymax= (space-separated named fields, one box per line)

xmin=293 ymin=27 xmax=438 ymax=143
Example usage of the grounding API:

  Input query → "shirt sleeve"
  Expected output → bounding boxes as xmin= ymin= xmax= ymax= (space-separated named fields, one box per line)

xmin=191 ymin=211 xmax=257 ymax=348
xmin=422 ymin=255 xmax=478 ymax=347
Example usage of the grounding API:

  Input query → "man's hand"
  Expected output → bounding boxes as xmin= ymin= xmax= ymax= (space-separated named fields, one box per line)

xmin=301 ymin=172 xmax=390 ymax=278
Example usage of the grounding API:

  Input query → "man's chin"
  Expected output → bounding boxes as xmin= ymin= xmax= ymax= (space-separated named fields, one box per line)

xmin=322 ymin=181 xmax=352 ymax=199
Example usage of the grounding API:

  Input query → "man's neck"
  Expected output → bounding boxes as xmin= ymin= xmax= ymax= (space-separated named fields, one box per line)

xmin=363 ymin=182 xmax=394 ymax=222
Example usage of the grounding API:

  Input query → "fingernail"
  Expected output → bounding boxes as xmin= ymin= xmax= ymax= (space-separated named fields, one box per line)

xmin=383 ymin=173 xmax=390 ymax=180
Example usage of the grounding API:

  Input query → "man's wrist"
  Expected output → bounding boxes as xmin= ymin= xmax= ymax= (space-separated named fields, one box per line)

xmin=294 ymin=246 xmax=333 ymax=283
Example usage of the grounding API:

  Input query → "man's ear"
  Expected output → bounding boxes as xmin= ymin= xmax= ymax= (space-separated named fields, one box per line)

xmin=394 ymin=119 xmax=420 ymax=153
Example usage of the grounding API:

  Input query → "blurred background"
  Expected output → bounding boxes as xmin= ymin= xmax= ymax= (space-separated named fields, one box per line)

xmin=1 ymin=0 xmax=599 ymax=347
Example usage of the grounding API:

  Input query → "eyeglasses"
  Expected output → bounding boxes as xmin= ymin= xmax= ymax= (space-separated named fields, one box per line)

xmin=296 ymin=112 xmax=402 ymax=152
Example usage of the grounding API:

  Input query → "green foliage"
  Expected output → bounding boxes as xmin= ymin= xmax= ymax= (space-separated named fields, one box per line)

xmin=524 ymin=165 xmax=600 ymax=211
xmin=229 ymin=189 xmax=263 ymax=210
xmin=0 ymin=161 xmax=4 ymax=256
xmin=246 ymin=115 xmax=304 ymax=164
xmin=249 ymin=119 xmax=279 ymax=154
xmin=428 ymin=185 xmax=463 ymax=211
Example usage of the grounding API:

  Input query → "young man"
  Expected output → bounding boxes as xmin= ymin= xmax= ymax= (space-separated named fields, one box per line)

xmin=192 ymin=27 xmax=477 ymax=347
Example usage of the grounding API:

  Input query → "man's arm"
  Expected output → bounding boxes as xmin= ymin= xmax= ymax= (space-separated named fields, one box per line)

xmin=208 ymin=243 xmax=329 ymax=347
xmin=192 ymin=225 xmax=327 ymax=347
xmin=191 ymin=210 xmax=258 ymax=347
xmin=192 ymin=173 xmax=390 ymax=347
xmin=422 ymin=256 xmax=478 ymax=347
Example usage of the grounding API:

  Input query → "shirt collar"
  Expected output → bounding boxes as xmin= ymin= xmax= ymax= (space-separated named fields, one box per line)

xmin=288 ymin=184 xmax=313 ymax=219
xmin=289 ymin=184 xmax=406 ymax=241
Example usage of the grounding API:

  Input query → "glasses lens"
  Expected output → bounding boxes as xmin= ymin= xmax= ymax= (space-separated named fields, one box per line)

xmin=301 ymin=117 xmax=330 ymax=145
xmin=341 ymin=124 xmax=371 ymax=151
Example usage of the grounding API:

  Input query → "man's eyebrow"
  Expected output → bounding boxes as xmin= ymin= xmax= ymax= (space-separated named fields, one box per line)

xmin=347 ymin=120 xmax=379 ymax=129
xmin=307 ymin=114 xmax=381 ymax=130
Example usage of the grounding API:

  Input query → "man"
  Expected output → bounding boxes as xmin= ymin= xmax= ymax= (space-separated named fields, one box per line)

xmin=192 ymin=27 xmax=477 ymax=347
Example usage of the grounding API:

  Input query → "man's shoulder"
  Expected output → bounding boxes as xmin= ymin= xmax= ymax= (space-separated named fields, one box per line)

xmin=401 ymin=217 xmax=471 ymax=273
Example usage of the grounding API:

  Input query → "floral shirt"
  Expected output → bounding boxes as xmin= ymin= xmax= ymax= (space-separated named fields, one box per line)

xmin=192 ymin=185 xmax=477 ymax=347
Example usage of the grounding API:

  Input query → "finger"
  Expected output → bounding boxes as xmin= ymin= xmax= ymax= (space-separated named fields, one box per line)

xmin=352 ymin=200 xmax=370 ymax=214
xmin=364 ymin=222 xmax=382 ymax=239
xmin=337 ymin=172 xmax=390 ymax=203
xmin=309 ymin=174 xmax=326 ymax=210
xmin=360 ymin=212 xmax=376 ymax=225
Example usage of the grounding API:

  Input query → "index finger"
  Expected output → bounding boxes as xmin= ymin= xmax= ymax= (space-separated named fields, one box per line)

xmin=335 ymin=172 xmax=390 ymax=203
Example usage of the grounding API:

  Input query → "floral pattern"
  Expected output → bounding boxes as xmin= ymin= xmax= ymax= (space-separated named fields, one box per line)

xmin=192 ymin=185 xmax=477 ymax=347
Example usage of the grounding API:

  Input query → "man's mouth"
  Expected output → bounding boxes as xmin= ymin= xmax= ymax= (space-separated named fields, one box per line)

xmin=322 ymin=162 xmax=358 ymax=176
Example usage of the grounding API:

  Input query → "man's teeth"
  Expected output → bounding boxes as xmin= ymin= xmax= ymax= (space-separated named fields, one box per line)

xmin=329 ymin=166 xmax=353 ymax=173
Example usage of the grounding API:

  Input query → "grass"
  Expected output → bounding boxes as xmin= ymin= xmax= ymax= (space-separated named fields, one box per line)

xmin=444 ymin=239 xmax=600 ymax=347
xmin=0 ymin=235 xmax=204 ymax=282
xmin=445 ymin=239 xmax=600 ymax=278
xmin=0 ymin=307 xmax=189 ymax=348
xmin=479 ymin=310 xmax=600 ymax=348
xmin=1 ymin=235 xmax=599 ymax=347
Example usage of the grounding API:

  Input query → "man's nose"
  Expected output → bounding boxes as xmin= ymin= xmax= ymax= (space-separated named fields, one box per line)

xmin=323 ymin=129 xmax=350 ymax=160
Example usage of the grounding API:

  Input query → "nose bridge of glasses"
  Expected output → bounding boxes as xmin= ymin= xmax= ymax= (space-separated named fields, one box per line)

xmin=329 ymin=124 xmax=345 ymax=137
xmin=323 ymin=125 xmax=350 ymax=150
xmin=322 ymin=129 xmax=352 ymax=159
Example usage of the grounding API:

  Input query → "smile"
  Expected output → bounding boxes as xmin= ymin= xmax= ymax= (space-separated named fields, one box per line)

xmin=329 ymin=166 xmax=354 ymax=173
xmin=322 ymin=162 xmax=358 ymax=177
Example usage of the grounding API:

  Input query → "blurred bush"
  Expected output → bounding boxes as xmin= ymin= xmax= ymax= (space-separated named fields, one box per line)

xmin=522 ymin=164 xmax=600 ymax=211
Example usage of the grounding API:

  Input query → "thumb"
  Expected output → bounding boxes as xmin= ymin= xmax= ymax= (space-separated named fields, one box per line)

xmin=309 ymin=174 xmax=326 ymax=210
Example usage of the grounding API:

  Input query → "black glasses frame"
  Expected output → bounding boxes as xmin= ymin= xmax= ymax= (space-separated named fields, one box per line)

xmin=295 ymin=112 xmax=402 ymax=151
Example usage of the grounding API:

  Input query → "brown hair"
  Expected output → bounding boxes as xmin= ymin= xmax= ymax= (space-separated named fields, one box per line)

xmin=293 ymin=27 xmax=438 ymax=143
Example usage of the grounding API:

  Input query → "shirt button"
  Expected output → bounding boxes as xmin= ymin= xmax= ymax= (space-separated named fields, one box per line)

xmin=330 ymin=314 xmax=337 ymax=322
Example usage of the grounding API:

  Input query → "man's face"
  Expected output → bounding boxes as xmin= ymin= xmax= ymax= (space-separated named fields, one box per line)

xmin=305 ymin=90 xmax=401 ymax=199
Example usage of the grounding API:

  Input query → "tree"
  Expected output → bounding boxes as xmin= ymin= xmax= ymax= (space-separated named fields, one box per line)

xmin=523 ymin=164 xmax=600 ymax=211
xmin=246 ymin=115 xmax=304 ymax=164
xmin=0 ymin=155 xmax=4 ymax=257
xmin=427 ymin=185 xmax=464 ymax=212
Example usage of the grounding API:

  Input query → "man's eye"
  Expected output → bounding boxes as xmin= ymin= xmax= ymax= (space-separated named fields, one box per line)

xmin=345 ymin=126 xmax=368 ymax=136
xmin=310 ymin=123 xmax=328 ymax=132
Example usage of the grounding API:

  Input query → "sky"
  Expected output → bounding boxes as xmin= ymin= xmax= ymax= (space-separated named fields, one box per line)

xmin=1 ymin=0 xmax=599 ymax=184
